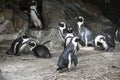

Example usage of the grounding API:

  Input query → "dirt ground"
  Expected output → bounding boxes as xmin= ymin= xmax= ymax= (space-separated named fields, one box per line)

xmin=0 ymin=41 xmax=120 ymax=80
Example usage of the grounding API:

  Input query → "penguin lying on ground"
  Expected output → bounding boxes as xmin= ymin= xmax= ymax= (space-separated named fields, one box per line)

xmin=115 ymin=27 xmax=120 ymax=42
xmin=29 ymin=0 xmax=42 ymax=29
xmin=28 ymin=40 xmax=51 ymax=58
xmin=75 ymin=16 xmax=95 ymax=47
xmin=95 ymin=31 xmax=115 ymax=51
xmin=6 ymin=33 xmax=29 ymax=56
xmin=57 ymin=37 xmax=79 ymax=71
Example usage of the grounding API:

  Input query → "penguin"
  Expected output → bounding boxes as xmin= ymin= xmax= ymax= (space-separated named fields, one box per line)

xmin=75 ymin=16 xmax=95 ymax=47
xmin=29 ymin=0 xmax=42 ymax=29
xmin=28 ymin=40 xmax=51 ymax=58
xmin=64 ymin=27 xmax=74 ymax=48
xmin=57 ymin=37 xmax=79 ymax=71
xmin=115 ymin=18 xmax=120 ymax=42
xmin=95 ymin=31 xmax=115 ymax=51
xmin=115 ymin=28 xmax=120 ymax=42
xmin=6 ymin=33 xmax=29 ymax=56
xmin=58 ymin=21 xmax=68 ymax=41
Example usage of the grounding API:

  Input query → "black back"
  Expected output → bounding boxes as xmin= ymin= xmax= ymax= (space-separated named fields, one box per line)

xmin=32 ymin=45 xmax=51 ymax=58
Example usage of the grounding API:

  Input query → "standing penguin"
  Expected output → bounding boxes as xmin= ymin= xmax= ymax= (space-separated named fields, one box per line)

xmin=57 ymin=37 xmax=79 ymax=71
xmin=64 ymin=27 xmax=74 ymax=48
xmin=58 ymin=21 xmax=68 ymax=41
xmin=95 ymin=31 xmax=115 ymax=51
xmin=29 ymin=0 xmax=42 ymax=29
xmin=75 ymin=16 xmax=94 ymax=47
xmin=28 ymin=40 xmax=51 ymax=58
xmin=6 ymin=33 xmax=29 ymax=56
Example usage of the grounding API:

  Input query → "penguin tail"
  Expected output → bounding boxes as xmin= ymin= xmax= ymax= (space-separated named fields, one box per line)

xmin=42 ymin=40 xmax=51 ymax=45
xmin=6 ymin=49 xmax=14 ymax=55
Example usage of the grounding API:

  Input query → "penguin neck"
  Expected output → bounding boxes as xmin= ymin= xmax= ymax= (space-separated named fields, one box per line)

xmin=101 ymin=39 xmax=108 ymax=49
xmin=95 ymin=35 xmax=105 ymax=46
xmin=30 ymin=5 xmax=38 ymax=15
xmin=22 ymin=38 xmax=29 ymax=44
xmin=30 ymin=5 xmax=37 ymax=11
xmin=77 ymin=22 xmax=83 ymax=28
xmin=72 ymin=39 xmax=77 ymax=50
xmin=59 ymin=26 xmax=66 ymax=36
xmin=65 ymin=33 xmax=74 ymax=39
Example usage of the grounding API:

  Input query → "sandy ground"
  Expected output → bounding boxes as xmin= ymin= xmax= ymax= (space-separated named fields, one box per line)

xmin=0 ymin=41 xmax=120 ymax=80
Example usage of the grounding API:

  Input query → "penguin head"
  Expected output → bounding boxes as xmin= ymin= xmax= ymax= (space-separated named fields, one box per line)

xmin=75 ymin=16 xmax=84 ymax=23
xmin=22 ymin=33 xmax=28 ymax=39
xmin=30 ymin=0 xmax=37 ymax=10
xmin=58 ymin=21 xmax=66 ymax=29
xmin=28 ymin=41 xmax=37 ymax=50
xmin=31 ymin=0 xmax=37 ymax=6
xmin=67 ymin=27 xmax=73 ymax=33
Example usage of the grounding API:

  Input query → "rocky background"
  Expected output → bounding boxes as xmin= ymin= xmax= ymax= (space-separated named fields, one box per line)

xmin=0 ymin=0 xmax=120 ymax=80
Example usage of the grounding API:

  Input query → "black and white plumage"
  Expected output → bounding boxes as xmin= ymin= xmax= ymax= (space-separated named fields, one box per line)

xmin=6 ymin=34 xmax=29 ymax=56
xmin=29 ymin=0 xmax=42 ymax=29
xmin=29 ymin=40 xmax=51 ymax=58
xmin=115 ymin=18 xmax=120 ymax=42
xmin=95 ymin=31 xmax=115 ymax=51
xmin=115 ymin=28 xmax=120 ymax=42
xmin=64 ymin=27 xmax=74 ymax=48
xmin=58 ymin=21 xmax=68 ymax=41
xmin=76 ymin=16 xmax=94 ymax=47
xmin=57 ymin=37 xmax=79 ymax=71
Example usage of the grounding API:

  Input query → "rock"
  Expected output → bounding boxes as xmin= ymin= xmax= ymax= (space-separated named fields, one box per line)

xmin=0 ymin=0 xmax=116 ymax=48
xmin=28 ymin=28 xmax=62 ymax=51
xmin=0 ymin=20 xmax=15 ymax=34
xmin=0 ymin=13 xmax=5 ymax=24
xmin=3 ymin=8 xmax=13 ymax=20
xmin=13 ymin=16 xmax=28 ymax=31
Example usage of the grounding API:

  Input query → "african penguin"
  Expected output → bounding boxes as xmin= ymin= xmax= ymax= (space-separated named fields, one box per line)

xmin=57 ymin=37 xmax=79 ymax=71
xmin=95 ymin=31 xmax=115 ymax=51
xmin=28 ymin=40 xmax=51 ymax=58
xmin=64 ymin=27 xmax=74 ymax=48
xmin=29 ymin=0 xmax=42 ymax=29
xmin=115 ymin=28 xmax=120 ymax=42
xmin=58 ymin=21 xmax=68 ymax=41
xmin=6 ymin=33 xmax=29 ymax=56
xmin=115 ymin=18 xmax=120 ymax=42
xmin=75 ymin=16 xmax=95 ymax=47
